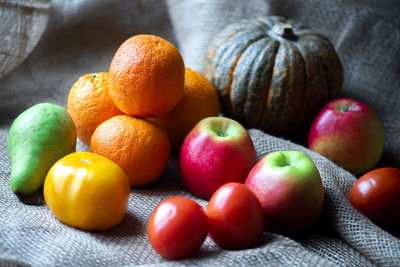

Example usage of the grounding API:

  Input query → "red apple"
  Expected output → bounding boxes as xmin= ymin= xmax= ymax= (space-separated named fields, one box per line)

xmin=308 ymin=97 xmax=384 ymax=175
xmin=179 ymin=117 xmax=257 ymax=200
xmin=245 ymin=151 xmax=324 ymax=235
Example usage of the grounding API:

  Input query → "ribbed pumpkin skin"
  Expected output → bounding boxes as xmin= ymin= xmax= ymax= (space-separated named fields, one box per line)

xmin=205 ymin=16 xmax=343 ymax=136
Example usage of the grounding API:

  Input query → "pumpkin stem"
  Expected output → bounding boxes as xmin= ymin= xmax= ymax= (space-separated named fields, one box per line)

xmin=272 ymin=23 xmax=294 ymax=38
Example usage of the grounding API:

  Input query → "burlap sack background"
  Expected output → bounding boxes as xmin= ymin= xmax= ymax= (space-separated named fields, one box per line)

xmin=0 ymin=0 xmax=51 ymax=80
xmin=0 ymin=0 xmax=399 ymax=266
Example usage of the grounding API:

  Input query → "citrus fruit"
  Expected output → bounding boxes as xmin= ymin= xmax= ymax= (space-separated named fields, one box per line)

xmin=148 ymin=68 xmax=220 ymax=152
xmin=67 ymin=72 xmax=123 ymax=145
xmin=90 ymin=115 xmax=171 ymax=187
xmin=109 ymin=34 xmax=185 ymax=117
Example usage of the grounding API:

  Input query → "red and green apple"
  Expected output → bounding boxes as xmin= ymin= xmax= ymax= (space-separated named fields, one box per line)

xmin=245 ymin=151 xmax=324 ymax=235
xmin=179 ymin=117 xmax=257 ymax=200
xmin=308 ymin=97 xmax=384 ymax=175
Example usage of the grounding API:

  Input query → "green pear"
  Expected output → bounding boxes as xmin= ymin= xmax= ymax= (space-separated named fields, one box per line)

xmin=8 ymin=103 xmax=77 ymax=196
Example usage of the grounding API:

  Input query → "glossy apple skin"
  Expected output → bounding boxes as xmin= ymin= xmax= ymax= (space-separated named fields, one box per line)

xmin=180 ymin=117 xmax=257 ymax=200
xmin=245 ymin=151 xmax=324 ymax=235
xmin=308 ymin=98 xmax=384 ymax=175
xmin=349 ymin=167 xmax=400 ymax=226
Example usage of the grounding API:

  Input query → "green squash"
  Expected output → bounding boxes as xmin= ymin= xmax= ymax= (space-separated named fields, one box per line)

xmin=206 ymin=16 xmax=343 ymax=136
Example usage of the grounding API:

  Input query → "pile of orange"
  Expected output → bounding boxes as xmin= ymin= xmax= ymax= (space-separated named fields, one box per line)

xmin=67 ymin=34 xmax=219 ymax=187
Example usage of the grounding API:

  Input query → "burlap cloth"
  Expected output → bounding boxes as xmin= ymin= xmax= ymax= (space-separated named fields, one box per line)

xmin=0 ymin=0 xmax=399 ymax=266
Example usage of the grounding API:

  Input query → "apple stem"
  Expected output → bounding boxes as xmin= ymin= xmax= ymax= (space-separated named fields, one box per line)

xmin=217 ymin=132 xmax=227 ymax=137
xmin=340 ymin=105 xmax=350 ymax=113
xmin=279 ymin=161 xmax=291 ymax=167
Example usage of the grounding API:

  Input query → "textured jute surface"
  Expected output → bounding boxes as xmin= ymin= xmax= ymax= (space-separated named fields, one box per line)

xmin=0 ymin=0 xmax=399 ymax=266
xmin=0 ymin=0 xmax=51 ymax=80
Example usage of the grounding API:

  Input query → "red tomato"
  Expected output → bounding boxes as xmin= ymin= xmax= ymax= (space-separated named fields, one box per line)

xmin=147 ymin=196 xmax=208 ymax=259
xmin=349 ymin=167 xmax=400 ymax=226
xmin=207 ymin=182 xmax=265 ymax=249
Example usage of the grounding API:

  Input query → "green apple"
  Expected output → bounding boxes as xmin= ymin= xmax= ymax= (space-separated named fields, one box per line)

xmin=245 ymin=151 xmax=324 ymax=235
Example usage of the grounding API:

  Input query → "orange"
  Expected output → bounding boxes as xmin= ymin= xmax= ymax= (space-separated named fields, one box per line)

xmin=90 ymin=115 xmax=171 ymax=187
xmin=67 ymin=72 xmax=123 ymax=146
xmin=148 ymin=68 xmax=220 ymax=152
xmin=109 ymin=34 xmax=185 ymax=117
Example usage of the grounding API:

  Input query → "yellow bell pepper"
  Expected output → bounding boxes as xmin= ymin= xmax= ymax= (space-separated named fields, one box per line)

xmin=44 ymin=151 xmax=130 ymax=231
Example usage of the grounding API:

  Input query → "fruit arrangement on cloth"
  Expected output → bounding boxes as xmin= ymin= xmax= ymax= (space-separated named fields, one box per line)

xmin=205 ymin=16 xmax=343 ymax=136
xmin=7 ymin=34 xmax=220 ymax=231
xmin=6 ymin=14 xmax=397 ymax=260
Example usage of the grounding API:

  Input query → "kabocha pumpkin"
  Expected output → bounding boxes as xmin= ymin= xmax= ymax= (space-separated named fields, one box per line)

xmin=206 ymin=16 xmax=343 ymax=136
